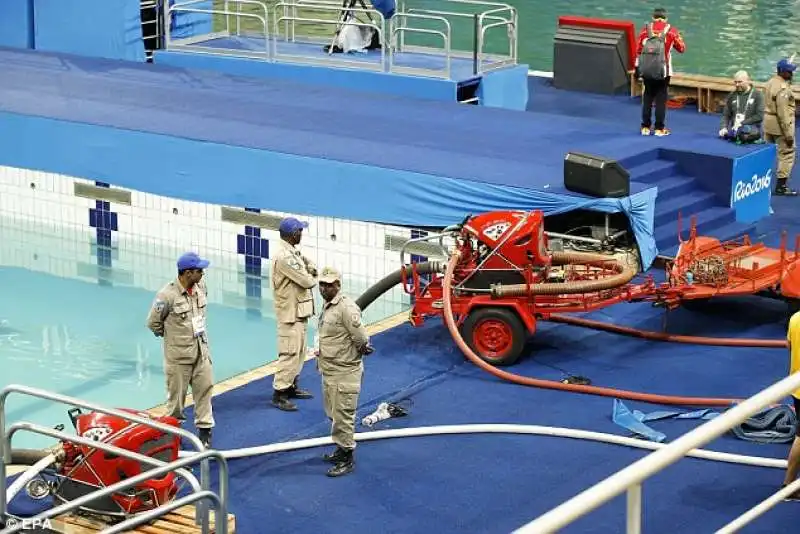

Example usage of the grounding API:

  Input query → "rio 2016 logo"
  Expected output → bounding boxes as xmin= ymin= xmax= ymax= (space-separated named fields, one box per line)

xmin=733 ymin=169 xmax=772 ymax=203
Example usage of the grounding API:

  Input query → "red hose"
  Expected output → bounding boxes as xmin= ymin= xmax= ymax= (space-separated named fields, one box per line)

xmin=441 ymin=252 xmax=742 ymax=408
xmin=549 ymin=314 xmax=788 ymax=348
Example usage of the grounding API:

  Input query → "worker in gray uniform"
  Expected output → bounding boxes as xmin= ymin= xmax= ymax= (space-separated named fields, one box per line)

xmin=764 ymin=58 xmax=798 ymax=196
xmin=146 ymin=251 xmax=215 ymax=448
xmin=316 ymin=267 xmax=373 ymax=477
xmin=271 ymin=217 xmax=317 ymax=411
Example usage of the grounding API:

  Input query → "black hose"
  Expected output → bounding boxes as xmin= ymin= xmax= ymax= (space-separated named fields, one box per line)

xmin=11 ymin=448 xmax=51 ymax=466
xmin=356 ymin=261 xmax=443 ymax=311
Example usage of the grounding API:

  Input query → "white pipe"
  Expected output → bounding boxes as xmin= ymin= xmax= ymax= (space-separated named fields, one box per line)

xmin=515 ymin=370 xmax=800 ymax=533
xmin=176 ymin=424 xmax=787 ymax=469
xmin=6 ymin=453 xmax=56 ymax=505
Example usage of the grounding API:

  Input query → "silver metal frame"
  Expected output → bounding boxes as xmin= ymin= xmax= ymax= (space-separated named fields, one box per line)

xmin=160 ymin=0 xmax=518 ymax=81
xmin=140 ymin=0 xmax=163 ymax=59
xmin=5 ymin=422 xmax=202 ymax=495
xmin=273 ymin=1 xmax=386 ymax=72
xmin=104 ymin=490 xmax=224 ymax=534
xmin=0 ymin=384 xmax=216 ymax=530
xmin=388 ymin=12 xmax=451 ymax=78
xmin=1 ymin=446 xmax=228 ymax=534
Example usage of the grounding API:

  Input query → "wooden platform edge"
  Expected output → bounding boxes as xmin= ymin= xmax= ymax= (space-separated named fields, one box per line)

xmin=628 ymin=70 xmax=800 ymax=114
xmin=49 ymin=504 xmax=236 ymax=533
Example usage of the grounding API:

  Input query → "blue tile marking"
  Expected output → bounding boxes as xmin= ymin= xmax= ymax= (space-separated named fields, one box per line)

xmin=88 ymin=182 xmax=118 ymax=285
xmin=237 ymin=207 xmax=269 ymax=315
xmin=410 ymin=228 xmax=428 ymax=263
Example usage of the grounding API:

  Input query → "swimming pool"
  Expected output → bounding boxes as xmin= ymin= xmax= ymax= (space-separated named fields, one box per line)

xmin=0 ymin=167 xmax=420 ymax=449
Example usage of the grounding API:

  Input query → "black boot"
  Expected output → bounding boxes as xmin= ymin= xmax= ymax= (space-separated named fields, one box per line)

xmin=776 ymin=181 xmax=798 ymax=196
xmin=198 ymin=428 xmax=212 ymax=449
xmin=326 ymin=448 xmax=355 ymax=477
xmin=288 ymin=378 xmax=313 ymax=400
xmin=323 ymin=446 xmax=347 ymax=463
xmin=271 ymin=389 xmax=297 ymax=411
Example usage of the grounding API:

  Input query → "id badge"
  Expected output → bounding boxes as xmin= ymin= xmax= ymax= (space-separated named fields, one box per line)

xmin=734 ymin=113 xmax=745 ymax=129
xmin=192 ymin=315 xmax=206 ymax=337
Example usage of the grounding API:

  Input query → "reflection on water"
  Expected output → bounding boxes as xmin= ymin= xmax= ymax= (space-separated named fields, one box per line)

xmin=443 ymin=0 xmax=800 ymax=79
xmin=0 ymin=320 xmax=151 ymax=387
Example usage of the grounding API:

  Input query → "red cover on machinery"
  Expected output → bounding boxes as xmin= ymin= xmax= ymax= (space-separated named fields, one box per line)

xmin=463 ymin=210 xmax=549 ymax=270
xmin=59 ymin=409 xmax=182 ymax=515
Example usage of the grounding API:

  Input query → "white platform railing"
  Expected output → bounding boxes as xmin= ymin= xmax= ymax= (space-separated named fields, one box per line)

xmin=513 ymin=370 xmax=800 ymax=534
xmin=163 ymin=0 xmax=517 ymax=79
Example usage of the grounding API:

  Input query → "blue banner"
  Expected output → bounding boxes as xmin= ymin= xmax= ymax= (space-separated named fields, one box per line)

xmin=729 ymin=144 xmax=776 ymax=223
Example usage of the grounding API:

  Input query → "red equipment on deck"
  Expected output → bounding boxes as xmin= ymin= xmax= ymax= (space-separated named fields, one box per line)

xmin=402 ymin=209 xmax=800 ymax=367
xmin=50 ymin=408 xmax=182 ymax=518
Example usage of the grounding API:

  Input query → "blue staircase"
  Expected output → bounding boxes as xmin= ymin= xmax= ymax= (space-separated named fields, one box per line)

xmin=618 ymin=152 xmax=756 ymax=256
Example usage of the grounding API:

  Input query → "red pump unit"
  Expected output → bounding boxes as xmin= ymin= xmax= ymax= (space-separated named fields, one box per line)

xmin=400 ymin=210 xmax=800 ymax=367
xmin=52 ymin=408 xmax=182 ymax=517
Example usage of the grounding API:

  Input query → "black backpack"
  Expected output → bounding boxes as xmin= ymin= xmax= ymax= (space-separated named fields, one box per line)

xmin=638 ymin=23 xmax=670 ymax=80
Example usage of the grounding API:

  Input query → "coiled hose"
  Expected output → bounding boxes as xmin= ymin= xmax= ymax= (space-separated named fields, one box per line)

xmin=355 ymin=246 xmax=787 ymax=407
xmin=490 ymin=250 xmax=639 ymax=297
xmin=439 ymin=251 xmax=741 ymax=407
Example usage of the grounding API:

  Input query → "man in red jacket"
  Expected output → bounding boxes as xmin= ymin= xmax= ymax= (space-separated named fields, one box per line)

xmin=635 ymin=8 xmax=686 ymax=136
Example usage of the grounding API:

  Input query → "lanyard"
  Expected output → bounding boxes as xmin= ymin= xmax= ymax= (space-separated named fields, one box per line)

xmin=735 ymin=88 xmax=754 ymax=115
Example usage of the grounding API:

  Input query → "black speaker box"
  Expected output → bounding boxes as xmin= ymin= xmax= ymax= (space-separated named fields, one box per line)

xmin=563 ymin=152 xmax=630 ymax=198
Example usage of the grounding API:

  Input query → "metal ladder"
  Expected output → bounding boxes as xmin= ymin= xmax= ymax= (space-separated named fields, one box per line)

xmin=0 ymin=384 xmax=229 ymax=534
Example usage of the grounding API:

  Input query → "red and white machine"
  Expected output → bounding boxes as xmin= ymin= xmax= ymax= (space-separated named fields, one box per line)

xmin=45 ymin=408 xmax=182 ymax=518
xmin=400 ymin=210 xmax=800 ymax=366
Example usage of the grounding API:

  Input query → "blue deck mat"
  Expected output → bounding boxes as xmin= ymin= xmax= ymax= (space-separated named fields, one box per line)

xmin=0 ymin=47 xmax=761 ymax=195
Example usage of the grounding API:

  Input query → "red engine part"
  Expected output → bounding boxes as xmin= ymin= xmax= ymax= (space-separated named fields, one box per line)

xmin=461 ymin=210 xmax=550 ymax=272
xmin=54 ymin=409 xmax=182 ymax=517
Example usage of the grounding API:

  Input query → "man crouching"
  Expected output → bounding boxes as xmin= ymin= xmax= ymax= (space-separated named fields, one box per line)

xmin=316 ymin=267 xmax=374 ymax=477
xmin=719 ymin=70 xmax=764 ymax=144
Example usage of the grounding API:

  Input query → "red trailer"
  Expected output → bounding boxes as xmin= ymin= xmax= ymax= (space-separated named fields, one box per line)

xmin=399 ymin=210 xmax=800 ymax=366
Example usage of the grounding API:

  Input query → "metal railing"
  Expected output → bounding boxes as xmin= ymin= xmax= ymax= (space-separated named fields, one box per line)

xmin=513 ymin=371 xmax=800 ymax=533
xmin=2 ymin=448 xmax=227 ymax=534
xmin=389 ymin=12 xmax=451 ymax=78
xmin=273 ymin=1 xmax=386 ymax=72
xmin=398 ymin=0 xmax=516 ymax=75
xmin=475 ymin=4 xmax=517 ymax=73
xmin=0 ymin=384 xmax=214 ymax=530
xmin=140 ymin=0 xmax=163 ymax=59
xmin=104 ymin=490 xmax=224 ymax=534
xmin=167 ymin=1 xmax=272 ymax=59
xmin=158 ymin=0 xmax=517 ymax=80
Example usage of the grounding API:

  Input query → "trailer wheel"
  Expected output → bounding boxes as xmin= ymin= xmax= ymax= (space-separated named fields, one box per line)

xmin=461 ymin=307 xmax=526 ymax=367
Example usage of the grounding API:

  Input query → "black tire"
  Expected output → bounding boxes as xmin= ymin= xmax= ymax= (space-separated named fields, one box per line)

xmin=459 ymin=307 xmax=527 ymax=367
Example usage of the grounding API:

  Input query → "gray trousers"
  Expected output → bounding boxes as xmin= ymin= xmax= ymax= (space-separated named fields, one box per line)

xmin=164 ymin=353 xmax=214 ymax=428
xmin=322 ymin=366 xmax=363 ymax=450
xmin=273 ymin=320 xmax=308 ymax=390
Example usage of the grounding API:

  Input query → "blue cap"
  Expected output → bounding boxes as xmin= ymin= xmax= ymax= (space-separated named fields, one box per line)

xmin=177 ymin=252 xmax=210 ymax=270
xmin=778 ymin=58 xmax=797 ymax=72
xmin=279 ymin=217 xmax=308 ymax=234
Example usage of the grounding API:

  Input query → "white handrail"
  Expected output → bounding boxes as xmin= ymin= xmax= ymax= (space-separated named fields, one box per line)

xmin=514 ymin=370 xmax=800 ymax=533
xmin=715 ymin=475 xmax=800 ymax=532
